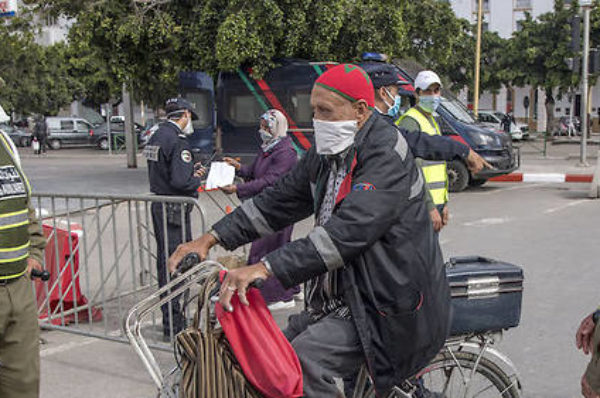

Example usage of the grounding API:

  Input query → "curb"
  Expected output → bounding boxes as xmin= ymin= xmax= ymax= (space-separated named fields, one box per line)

xmin=489 ymin=173 xmax=594 ymax=183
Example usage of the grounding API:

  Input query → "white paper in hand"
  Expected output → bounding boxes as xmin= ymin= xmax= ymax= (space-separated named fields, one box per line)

xmin=205 ymin=162 xmax=235 ymax=190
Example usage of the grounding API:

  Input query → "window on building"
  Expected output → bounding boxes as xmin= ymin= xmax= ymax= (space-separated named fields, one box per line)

xmin=516 ymin=20 xmax=525 ymax=31
xmin=45 ymin=15 xmax=57 ymax=27
xmin=482 ymin=22 xmax=489 ymax=32
xmin=474 ymin=0 xmax=490 ymax=12
xmin=515 ymin=0 xmax=532 ymax=9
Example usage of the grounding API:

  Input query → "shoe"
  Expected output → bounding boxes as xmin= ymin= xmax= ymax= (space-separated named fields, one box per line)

xmin=293 ymin=291 xmax=304 ymax=302
xmin=267 ymin=300 xmax=296 ymax=311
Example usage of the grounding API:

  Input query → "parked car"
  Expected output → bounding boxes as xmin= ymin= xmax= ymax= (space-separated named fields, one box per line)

xmin=139 ymin=123 xmax=161 ymax=147
xmin=478 ymin=110 xmax=529 ymax=140
xmin=45 ymin=117 xmax=95 ymax=149
xmin=92 ymin=121 xmax=145 ymax=150
xmin=0 ymin=123 xmax=32 ymax=147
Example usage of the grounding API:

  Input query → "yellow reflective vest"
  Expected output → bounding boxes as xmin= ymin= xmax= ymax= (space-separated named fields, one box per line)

xmin=0 ymin=131 xmax=32 ymax=279
xmin=397 ymin=107 xmax=449 ymax=206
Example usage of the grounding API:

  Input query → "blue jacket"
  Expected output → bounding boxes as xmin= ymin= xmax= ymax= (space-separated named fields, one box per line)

xmin=381 ymin=114 xmax=470 ymax=162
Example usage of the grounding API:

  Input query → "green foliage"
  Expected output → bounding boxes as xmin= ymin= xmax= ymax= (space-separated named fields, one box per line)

xmin=0 ymin=16 xmax=78 ymax=115
xmin=14 ymin=0 xmax=600 ymax=117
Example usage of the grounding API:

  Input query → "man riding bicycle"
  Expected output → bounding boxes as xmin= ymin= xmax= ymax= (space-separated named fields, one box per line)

xmin=169 ymin=64 xmax=451 ymax=397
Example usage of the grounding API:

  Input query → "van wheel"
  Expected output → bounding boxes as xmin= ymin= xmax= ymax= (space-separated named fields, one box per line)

xmin=49 ymin=139 xmax=61 ymax=150
xmin=446 ymin=160 xmax=469 ymax=192
xmin=20 ymin=137 xmax=30 ymax=147
xmin=469 ymin=178 xmax=488 ymax=188
xmin=98 ymin=138 xmax=109 ymax=150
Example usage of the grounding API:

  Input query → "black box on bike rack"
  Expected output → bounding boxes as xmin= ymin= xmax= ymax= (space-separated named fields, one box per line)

xmin=445 ymin=256 xmax=524 ymax=336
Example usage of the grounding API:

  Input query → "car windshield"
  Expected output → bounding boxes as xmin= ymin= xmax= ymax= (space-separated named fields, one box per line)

xmin=0 ymin=124 xmax=14 ymax=133
xmin=441 ymin=97 xmax=476 ymax=124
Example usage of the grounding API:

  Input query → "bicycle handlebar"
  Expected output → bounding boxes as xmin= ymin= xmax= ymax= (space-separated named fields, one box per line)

xmin=31 ymin=269 xmax=50 ymax=281
xmin=175 ymin=252 xmax=264 ymax=289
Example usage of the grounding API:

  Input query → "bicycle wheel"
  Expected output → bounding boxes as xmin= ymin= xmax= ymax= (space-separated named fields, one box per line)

xmin=419 ymin=350 xmax=520 ymax=398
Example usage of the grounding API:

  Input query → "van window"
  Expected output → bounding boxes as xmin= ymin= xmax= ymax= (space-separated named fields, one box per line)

xmin=60 ymin=120 xmax=74 ymax=130
xmin=228 ymin=94 xmax=264 ymax=125
xmin=182 ymin=90 xmax=212 ymax=129
xmin=290 ymin=92 xmax=312 ymax=125
xmin=76 ymin=121 xmax=90 ymax=132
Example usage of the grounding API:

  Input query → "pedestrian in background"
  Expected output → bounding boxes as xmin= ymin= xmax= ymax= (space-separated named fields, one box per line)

xmin=0 ymin=128 xmax=47 ymax=398
xmin=221 ymin=109 xmax=300 ymax=310
xmin=33 ymin=116 xmax=47 ymax=155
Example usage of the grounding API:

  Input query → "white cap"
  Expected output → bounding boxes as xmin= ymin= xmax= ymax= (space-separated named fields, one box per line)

xmin=415 ymin=71 xmax=442 ymax=92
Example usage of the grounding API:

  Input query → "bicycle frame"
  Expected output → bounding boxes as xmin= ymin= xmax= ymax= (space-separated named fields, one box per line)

xmin=122 ymin=260 xmax=225 ymax=390
xmin=124 ymin=261 xmax=522 ymax=398
xmin=443 ymin=333 xmax=522 ymax=397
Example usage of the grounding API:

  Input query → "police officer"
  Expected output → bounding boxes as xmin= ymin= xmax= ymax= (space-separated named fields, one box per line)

xmin=144 ymin=97 xmax=203 ymax=339
xmin=0 ymin=128 xmax=46 ymax=398
xmin=397 ymin=71 xmax=451 ymax=234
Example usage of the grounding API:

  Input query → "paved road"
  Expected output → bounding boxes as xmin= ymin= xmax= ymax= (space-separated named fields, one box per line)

xmin=16 ymin=146 xmax=600 ymax=397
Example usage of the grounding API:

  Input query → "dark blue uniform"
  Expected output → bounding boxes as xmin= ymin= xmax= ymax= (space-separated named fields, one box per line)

xmin=381 ymin=114 xmax=470 ymax=161
xmin=144 ymin=121 xmax=201 ymax=337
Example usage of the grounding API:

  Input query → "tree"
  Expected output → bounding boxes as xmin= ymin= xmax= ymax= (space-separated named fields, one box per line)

xmin=507 ymin=0 xmax=579 ymax=135
xmin=0 ymin=16 xmax=78 ymax=116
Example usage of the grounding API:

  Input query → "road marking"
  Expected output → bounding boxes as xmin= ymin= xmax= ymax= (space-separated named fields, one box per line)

xmin=478 ymin=183 xmax=549 ymax=196
xmin=40 ymin=328 xmax=125 ymax=358
xmin=543 ymin=199 xmax=590 ymax=214
xmin=462 ymin=217 xmax=513 ymax=227
xmin=40 ymin=337 xmax=98 ymax=357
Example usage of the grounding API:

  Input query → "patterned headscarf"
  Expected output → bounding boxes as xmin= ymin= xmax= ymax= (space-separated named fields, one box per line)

xmin=261 ymin=109 xmax=288 ymax=138
xmin=260 ymin=109 xmax=288 ymax=151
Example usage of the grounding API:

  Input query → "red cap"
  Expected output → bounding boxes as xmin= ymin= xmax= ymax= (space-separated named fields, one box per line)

xmin=315 ymin=64 xmax=375 ymax=108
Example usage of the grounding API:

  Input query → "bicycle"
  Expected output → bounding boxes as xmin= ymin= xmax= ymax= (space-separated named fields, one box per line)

xmin=124 ymin=256 xmax=522 ymax=398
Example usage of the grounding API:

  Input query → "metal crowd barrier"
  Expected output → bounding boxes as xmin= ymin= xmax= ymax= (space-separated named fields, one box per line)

xmin=31 ymin=192 xmax=214 ymax=350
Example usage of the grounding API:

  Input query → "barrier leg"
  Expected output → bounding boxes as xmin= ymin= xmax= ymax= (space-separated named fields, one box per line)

xmin=589 ymin=150 xmax=600 ymax=199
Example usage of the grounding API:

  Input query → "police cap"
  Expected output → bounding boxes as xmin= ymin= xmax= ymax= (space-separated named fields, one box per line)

xmin=361 ymin=63 xmax=408 ymax=89
xmin=165 ymin=97 xmax=199 ymax=120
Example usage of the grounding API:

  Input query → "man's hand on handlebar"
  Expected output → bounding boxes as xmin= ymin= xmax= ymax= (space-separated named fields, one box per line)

xmin=218 ymin=262 xmax=271 ymax=312
xmin=167 ymin=233 xmax=218 ymax=274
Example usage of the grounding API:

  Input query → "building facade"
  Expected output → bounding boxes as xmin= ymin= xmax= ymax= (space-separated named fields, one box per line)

xmin=445 ymin=0 xmax=599 ymax=133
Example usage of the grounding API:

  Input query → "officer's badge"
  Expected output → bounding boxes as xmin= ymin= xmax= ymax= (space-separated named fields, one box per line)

xmin=181 ymin=150 xmax=192 ymax=163
xmin=143 ymin=145 xmax=160 ymax=162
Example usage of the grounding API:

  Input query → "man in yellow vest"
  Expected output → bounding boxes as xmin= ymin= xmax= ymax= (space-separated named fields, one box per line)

xmin=0 ymin=128 xmax=46 ymax=398
xmin=397 ymin=71 xmax=449 ymax=233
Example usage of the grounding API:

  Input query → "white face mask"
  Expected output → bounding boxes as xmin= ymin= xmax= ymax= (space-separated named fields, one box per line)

xmin=183 ymin=117 xmax=194 ymax=136
xmin=313 ymin=119 xmax=358 ymax=155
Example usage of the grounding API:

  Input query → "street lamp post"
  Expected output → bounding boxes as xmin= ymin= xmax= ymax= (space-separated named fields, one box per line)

xmin=580 ymin=0 xmax=592 ymax=166
xmin=473 ymin=0 xmax=484 ymax=118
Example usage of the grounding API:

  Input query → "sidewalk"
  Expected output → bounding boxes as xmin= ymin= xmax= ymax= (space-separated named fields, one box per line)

xmin=515 ymin=138 xmax=598 ymax=175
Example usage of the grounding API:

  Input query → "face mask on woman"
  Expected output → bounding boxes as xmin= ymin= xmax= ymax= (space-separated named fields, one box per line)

xmin=259 ymin=128 xmax=273 ymax=144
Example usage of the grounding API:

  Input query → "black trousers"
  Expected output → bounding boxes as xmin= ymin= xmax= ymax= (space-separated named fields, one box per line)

xmin=151 ymin=202 xmax=192 ymax=335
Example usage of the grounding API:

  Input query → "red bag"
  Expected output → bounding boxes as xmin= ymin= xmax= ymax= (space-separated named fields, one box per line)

xmin=215 ymin=271 xmax=303 ymax=398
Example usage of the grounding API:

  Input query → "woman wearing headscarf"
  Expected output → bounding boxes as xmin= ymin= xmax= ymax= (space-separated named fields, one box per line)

xmin=220 ymin=109 xmax=300 ymax=309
